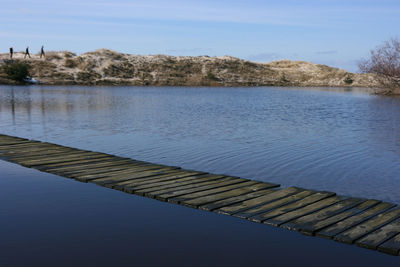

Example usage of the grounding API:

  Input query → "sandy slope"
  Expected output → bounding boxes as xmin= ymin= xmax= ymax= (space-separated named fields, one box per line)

xmin=0 ymin=49 xmax=382 ymax=90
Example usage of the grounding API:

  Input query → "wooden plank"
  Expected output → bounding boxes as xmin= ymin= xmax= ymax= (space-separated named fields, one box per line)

xmin=34 ymin=157 xmax=133 ymax=170
xmin=316 ymin=202 xmax=396 ymax=239
xmin=119 ymin=173 xmax=215 ymax=191
xmin=28 ymin=156 xmax=115 ymax=169
xmin=240 ymin=190 xmax=316 ymax=221
xmin=215 ymin=187 xmax=302 ymax=216
xmin=78 ymin=167 xmax=181 ymax=182
xmin=0 ymin=147 xmax=66 ymax=155
xmin=1 ymin=148 xmax=73 ymax=158
xmin=99 ymin=171 xmax=205 ymax=188
xmin=16 ymin=152 xmax=108 ymax=164
xmin=43 ymin=160 xmax=136 ymax=173
xmin=264 ymin=195 xmax=343 ymax=227
xmin=56 ymin=161 xmax=149 ymax=176
xmin=356 ymin=217 xmax=400 ymax=250
xmin=261 ymin=192 xmax=337 ymax=226
xmin=10 ymin=153 xmax=101 ymax=164
xmin=8 ymin=150 xmax=96 ymax=160
xmin=301 ymin=199 xmax=380 ymax=236
xmin=180 ymin=182 xmax=278 ymax=208
xmin=134 ymin=176 xmax=231 ymax=197
xmin=0 ymin=142 xmax=63 ymax=151
xmin=334 ymin=207 xmax=400 ymax=244
xmin=378 ymin=233 xmax=400 ymax=256
xmin=199 ymin=189 xmax=276 ymax=212
xmin=3 ymin=148 xmax=73 ymax=157
xmin=0 ymin=136 xmax=28 ymax=142
xmin=19 ymin=154 xmax=112 ymax=167
xmin=154 ymin=178 xmax=247 ymax=202
xmin=132 ymin=176 xmax=231 ymax=197
xmin=281 ymin=198 xmax=365 ymax=231
xmin=72 ymin=163 xmax=172 ymax=178
xmin=89 ymin=169 xmax=188 ymax=186
xmin=0 ymin=140 xmax=36 ymax=146
xmin=53 ymin=165 xmax=134 ymax=178
xmin=97 ymin=171 xmax=201 ymax=188
xmin=167 ymin=180 xmax=257 ymax=204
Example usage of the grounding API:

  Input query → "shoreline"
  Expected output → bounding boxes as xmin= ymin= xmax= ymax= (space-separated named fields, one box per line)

xmin=0 ymin=49 xmax=388 ymax=91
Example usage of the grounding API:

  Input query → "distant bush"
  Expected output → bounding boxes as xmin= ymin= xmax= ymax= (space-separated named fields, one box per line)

xmin=359 ymin=38 xmax=400 ymax=88
xmin=344 ymin=76 xmax=353 ymax=84
xmin=2 ymin=61 xmax=30 ymax=82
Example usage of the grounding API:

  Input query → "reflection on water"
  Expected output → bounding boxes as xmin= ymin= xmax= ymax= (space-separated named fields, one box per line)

xmin=1 ymin=85 xmax=400 ymax=203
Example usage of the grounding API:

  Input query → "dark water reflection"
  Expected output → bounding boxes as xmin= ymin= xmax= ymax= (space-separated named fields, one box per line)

xmin=0 ymin=160 xmax=398 ymax=266
xmin=1 ymin=85 xmax=400 ymax=203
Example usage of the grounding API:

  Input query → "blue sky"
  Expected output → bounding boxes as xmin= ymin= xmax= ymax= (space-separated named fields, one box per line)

xmin=1 ymin=0 xmax=400 ymax=72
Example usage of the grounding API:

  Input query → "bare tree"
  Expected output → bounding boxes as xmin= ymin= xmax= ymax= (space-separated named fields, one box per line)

xmin=359 ymin=38 xmax=400 ymax=90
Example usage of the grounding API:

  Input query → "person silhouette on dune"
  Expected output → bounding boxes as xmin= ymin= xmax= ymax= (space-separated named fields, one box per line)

xmin=40 ymin=45 xmax=45 ymax=58
xmin=24 ymin=46 xmax=31 ymax=58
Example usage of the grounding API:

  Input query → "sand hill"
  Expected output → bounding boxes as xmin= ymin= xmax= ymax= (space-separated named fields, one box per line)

xmin=0 ymin=49 xmax=382 ymax=89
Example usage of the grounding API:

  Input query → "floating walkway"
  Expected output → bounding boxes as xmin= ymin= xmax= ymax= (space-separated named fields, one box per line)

xmin=0 ymin=133 xmax=399 ymax=256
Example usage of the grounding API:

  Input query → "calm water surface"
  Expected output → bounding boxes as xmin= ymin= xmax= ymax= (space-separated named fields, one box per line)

xmin=1 ymin=160 xmax=398 ymax=266
xmin=0 ymin=85 xmax=399 ymax=203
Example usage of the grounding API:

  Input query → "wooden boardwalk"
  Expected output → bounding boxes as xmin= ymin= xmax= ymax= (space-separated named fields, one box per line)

xmin=1 ymin=133 xmax=399 ymax=256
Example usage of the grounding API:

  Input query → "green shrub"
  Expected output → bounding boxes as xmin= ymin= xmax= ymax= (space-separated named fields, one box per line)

xmin=344 ymin=76 xmax=353 ymax=84
xmin=2 ymin=61 xmax=30 ymax=82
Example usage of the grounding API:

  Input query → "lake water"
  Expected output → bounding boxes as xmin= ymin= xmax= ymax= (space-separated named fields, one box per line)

xmin=0 ymin=85 xmax=399 ymax=203
xmin=1 ymin=85 xmax=400 ymax=265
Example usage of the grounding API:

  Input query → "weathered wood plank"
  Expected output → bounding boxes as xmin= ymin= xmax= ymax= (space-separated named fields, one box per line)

xmin=10 ymin=153 xmax=103 ymax=165
xmin=378 ymin=233 xmax=400 ymax=256
xmin=154 ymin=178 xmax=248 ymax=202
xmin=258 ymin=191 xmax=335 ymax=226
xmin=199 ymin=189 xmax=276 ymax=212
xmin=44 ymin=160 xmax=136 ymax=173
xmin=80 ymin=167 xmax=182 ymax=183
xmin=264 ymin=195 xmax=342 ymax=227
xmin=334 ymin=207 xmax=400 ymax=244
xmin=16 ymin=152 xmax=108 ymax=164
xmin=99 ymin=171 xmax=204 ymax=188
xmin=72 ymin=165 xmax=174 ymax=181
xmin=120 ymin=173 xmax=215 ymax=191
xmin=91 ymin=170 xmax=190 ymax=186
xmin=57 ymin=161 xmax=151 ymax=176
xmin=142 ymin=176 xmax=234 ymax=199
xmin=134 ymin=176 xmax=231 ymax=197
xmin=120 ymin=174 xmax=223 ymax=192
xmin=180 ymin=182 xmax=278 ymax=208
xmin=2 ymin=148 xmax=73 ymax=157
xmin=34 ymin=157 xmax=134 ymax=170
xmin=243 ymin=191 xmax=334 ymax=222
xmin=281 ymin=198 xmax=365 ymax=231
xmin=316 ymin=202 xmax=396 ymax=239
xmin=356 ymin=217 xmax=400 ymax=250
xmin=0 ymin=140 xmax=35 ymax=146
xmin=215 ymin=187 xmax=302 ymax=216
xmin=8 ymin=149 xmax=97 ymax=158
xmin=1 ymin=148 xmax=74 ymax=159
xmin=0 ymin=142 xmax=65 ymax=151
xmin=241 ymin=190 xmax=316 ymax=221
xmin=18 ymin=154 xmax=112 ymax=167
xmin=302 ymin=199 xmax=380 ymax=236
xmin=167 ymin=180 xmax=257 ymax=204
